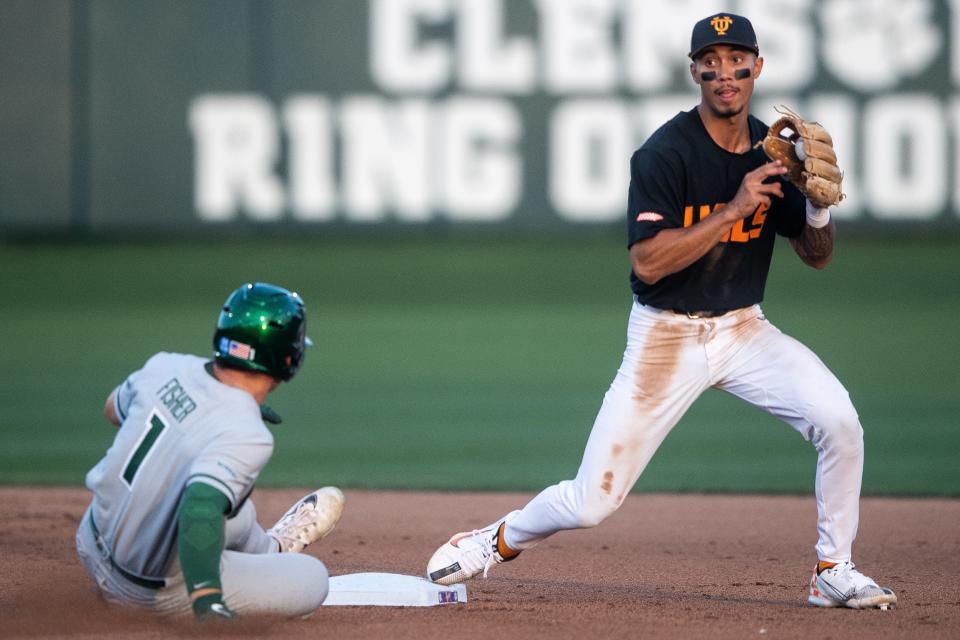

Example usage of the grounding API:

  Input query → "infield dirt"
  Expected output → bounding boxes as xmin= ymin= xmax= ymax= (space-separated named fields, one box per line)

xmin=2 ymin=488 xmax=958 ymax=639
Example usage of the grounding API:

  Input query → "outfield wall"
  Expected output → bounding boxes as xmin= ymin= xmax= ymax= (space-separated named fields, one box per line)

xmin=3 ymin=0 xmax=960 ymax=234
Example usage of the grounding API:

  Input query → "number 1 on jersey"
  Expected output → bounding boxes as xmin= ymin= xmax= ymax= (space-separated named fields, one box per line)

xmin=121 ymin=412 xmax=167 ymax=487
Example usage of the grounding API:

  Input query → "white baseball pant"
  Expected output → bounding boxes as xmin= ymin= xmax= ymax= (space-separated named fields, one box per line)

xmin=76 ymin=499 xmax=328 ymax=617
xmin=502 ymin=301 xmax=863 ymax=563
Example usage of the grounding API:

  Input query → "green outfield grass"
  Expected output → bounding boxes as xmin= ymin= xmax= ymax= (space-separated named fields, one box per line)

xmin=1 ymin=233 xmax=957 ymax=495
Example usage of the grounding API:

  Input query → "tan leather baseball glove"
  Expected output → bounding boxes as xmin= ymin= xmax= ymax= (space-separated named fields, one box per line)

xmin=756 ymin=105 xmax=844 ymax=209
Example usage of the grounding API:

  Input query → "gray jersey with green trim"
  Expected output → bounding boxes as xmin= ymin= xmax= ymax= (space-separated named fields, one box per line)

xmin=85 ymin=352 xmax=273 ymax=580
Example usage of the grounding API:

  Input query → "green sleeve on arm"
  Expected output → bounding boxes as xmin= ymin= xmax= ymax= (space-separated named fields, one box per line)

xmin=178 ymin=482 xmax=235 ymax=619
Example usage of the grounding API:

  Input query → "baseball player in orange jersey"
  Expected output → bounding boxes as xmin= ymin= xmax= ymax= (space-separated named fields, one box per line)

xmin=426 ymin=13 xmax=896 ymax=610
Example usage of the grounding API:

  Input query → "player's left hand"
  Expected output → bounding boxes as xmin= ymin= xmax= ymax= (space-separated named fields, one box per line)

xmin=193 ymin=593 xmax=238 ymax=621
xmin=757 ymin=105 xmax=844 ymax=209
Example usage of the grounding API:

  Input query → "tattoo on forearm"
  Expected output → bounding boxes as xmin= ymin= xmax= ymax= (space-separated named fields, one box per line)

xmin=792 ymin=222 xmax=834 ymax=266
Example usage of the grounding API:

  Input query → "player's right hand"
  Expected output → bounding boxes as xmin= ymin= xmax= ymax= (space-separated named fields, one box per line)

xmin=728 ymin=161 xmax=787 ymax=218
xmin=192 ymin=593 xmax=238 ymax=621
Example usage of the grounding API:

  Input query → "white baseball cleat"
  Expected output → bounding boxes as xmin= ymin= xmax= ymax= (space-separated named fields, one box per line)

xmin=269 ymin=486 xmax=345 ymax=553
xmin=808 ymin=561 xmax=897 ymax=609
xmin=426 ymin=513 xmax=520 ymax=585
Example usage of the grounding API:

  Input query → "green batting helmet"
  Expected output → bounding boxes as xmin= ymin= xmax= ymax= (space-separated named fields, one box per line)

xmin=213 ymin=283 xmax=310 ymax=382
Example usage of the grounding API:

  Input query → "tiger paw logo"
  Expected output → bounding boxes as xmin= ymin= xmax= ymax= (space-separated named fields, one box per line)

xmin=710 ymin=15 xmax=733 ymax=36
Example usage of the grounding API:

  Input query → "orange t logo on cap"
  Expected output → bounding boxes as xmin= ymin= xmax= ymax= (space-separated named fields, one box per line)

xmin=710 ymin=15 xmax=733 ymax=36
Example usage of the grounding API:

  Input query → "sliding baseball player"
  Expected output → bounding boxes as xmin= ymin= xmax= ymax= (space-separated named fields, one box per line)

xmin=77 ymin=282 xmax=344 ymax=619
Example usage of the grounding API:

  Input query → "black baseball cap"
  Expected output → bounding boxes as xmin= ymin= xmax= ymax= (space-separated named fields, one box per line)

xmin=688 ymin=13 xmax=759 ymax=59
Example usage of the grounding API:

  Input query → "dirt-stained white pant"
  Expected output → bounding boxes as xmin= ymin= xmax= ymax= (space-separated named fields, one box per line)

xmin=503 ymin=302 xmax=864 ymax=563
xmin=76 ymin=500 xmax=328 ymax=617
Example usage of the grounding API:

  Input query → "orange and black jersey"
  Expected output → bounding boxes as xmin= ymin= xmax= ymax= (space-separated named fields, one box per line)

xmin=627 ymin=108 xmax=805 ymax=313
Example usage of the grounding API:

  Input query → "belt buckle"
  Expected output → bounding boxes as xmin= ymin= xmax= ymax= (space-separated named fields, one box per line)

xmin=685 ymin=311 xmax=704 ymax=319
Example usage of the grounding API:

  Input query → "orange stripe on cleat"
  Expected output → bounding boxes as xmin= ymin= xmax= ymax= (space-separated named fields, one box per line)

xmin=817 ymin=561 xmax=837 ymax=574
xmin=496 ymin=522 xmax=520 ymax=560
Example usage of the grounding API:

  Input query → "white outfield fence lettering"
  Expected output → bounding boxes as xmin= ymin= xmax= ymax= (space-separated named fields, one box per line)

xmin=3 ymin=0 xmax=960 ymax=233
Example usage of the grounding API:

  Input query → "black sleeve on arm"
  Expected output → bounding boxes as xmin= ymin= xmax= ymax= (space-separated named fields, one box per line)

xmin=627 ymin=148 xmax=685 ymax=247
xmin=178 ymin=482 xmax=231 ymax=618
xmin=774 ymin=180 xmax=807 ymax=238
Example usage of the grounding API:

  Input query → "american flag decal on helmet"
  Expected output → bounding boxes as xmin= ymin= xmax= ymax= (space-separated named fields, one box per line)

xmin=227 ymin=339 xmax=256 ymax=361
